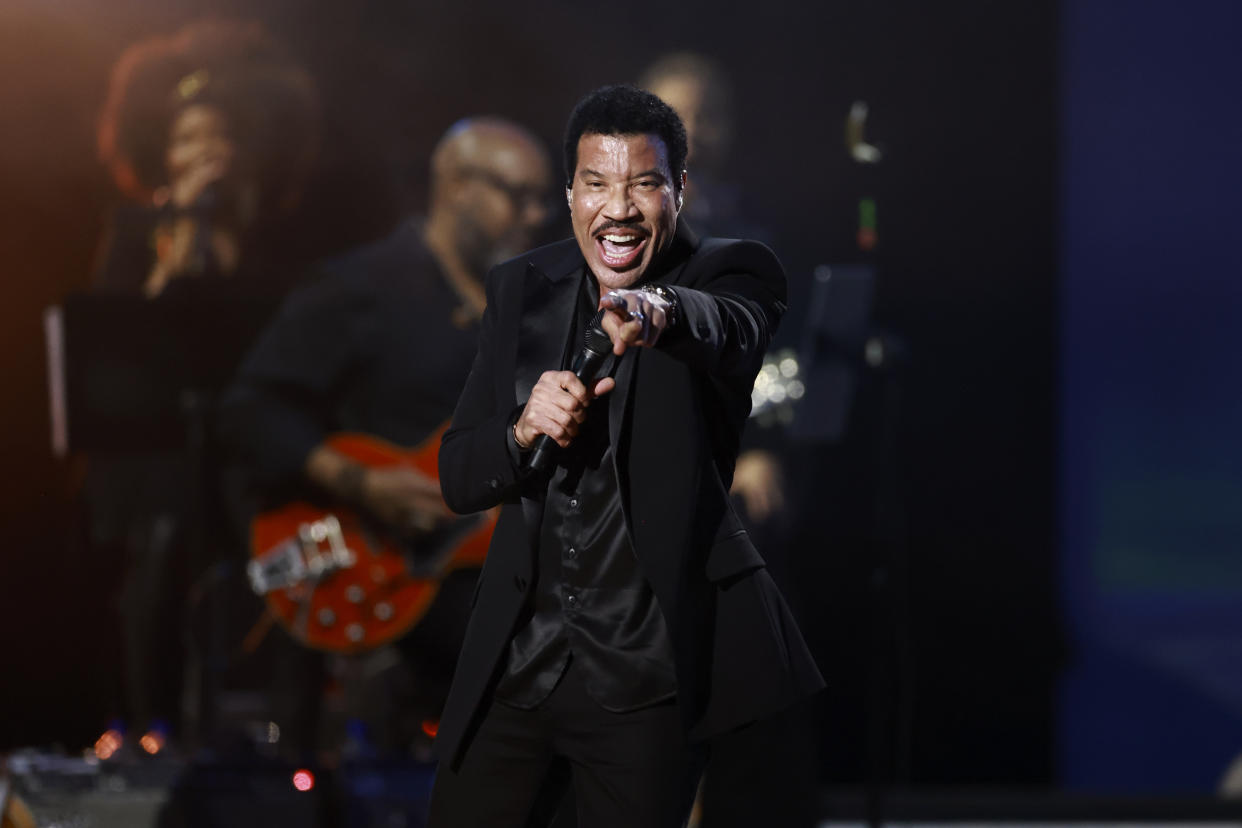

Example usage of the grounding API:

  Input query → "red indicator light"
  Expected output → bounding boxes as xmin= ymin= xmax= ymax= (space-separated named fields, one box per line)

xmin=292 ymin=769 xmax=315 ymax=792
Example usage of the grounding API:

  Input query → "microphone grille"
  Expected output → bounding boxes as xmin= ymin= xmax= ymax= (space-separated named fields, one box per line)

xmin=584 ymin=309 xmax=611 ymax=354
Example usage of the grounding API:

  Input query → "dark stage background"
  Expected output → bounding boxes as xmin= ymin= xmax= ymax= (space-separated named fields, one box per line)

xmin=1 ymin=0 xmax=1056 ymax=789
xmin=5 ymin=0 xmax=1230 ymax=801
xmin=1057 ymin=0 xmax=1242 ymax=793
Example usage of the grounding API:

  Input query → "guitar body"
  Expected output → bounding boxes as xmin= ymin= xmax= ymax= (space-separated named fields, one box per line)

xmin=249 ymin=429 xmax=493 ymax=654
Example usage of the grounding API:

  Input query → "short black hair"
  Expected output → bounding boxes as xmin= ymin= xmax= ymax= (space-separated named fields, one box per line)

xmin=562 ymin=84 xmax=688 ymax=192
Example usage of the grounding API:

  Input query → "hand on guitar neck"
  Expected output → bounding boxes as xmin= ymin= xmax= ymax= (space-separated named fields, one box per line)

xmin=306 ymin=443 xmax=451 ymax=535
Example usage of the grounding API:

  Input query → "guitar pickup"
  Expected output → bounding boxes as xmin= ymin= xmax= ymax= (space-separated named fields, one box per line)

xmin=248 ymin=514 xmax=357 ymax=595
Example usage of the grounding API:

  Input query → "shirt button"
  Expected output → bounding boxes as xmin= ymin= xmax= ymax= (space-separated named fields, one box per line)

xmin=567 ymin=547 xmax=578 ymax=560
xmin=568 ymin=497 xmax=579 ymax=509
xmin=566 ymin=593 xmax=579 ymax=609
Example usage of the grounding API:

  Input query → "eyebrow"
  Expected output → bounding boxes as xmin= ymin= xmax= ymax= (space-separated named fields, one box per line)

xmin=576 ymin=168 xmax=669 ymax=183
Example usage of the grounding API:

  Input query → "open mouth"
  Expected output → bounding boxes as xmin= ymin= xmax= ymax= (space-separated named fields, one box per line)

xmin=595 ymin=230 xmax=648 ymax=269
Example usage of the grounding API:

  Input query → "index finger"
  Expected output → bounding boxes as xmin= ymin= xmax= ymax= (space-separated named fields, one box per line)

xmin=599 ymin=291 xmax=628 ymax=311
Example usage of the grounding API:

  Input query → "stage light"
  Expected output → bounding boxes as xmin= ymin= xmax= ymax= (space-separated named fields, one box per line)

xmin=292 ymin=769 xmax=315 ymax=792
xmin=94 ymin=728 xmax=123 ymax=761
xmin=139 ymin=730 xmax=165 ymax=755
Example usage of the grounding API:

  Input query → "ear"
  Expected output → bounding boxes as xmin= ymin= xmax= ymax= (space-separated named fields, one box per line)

xmin=676 ymin=170 xmax=688 ymax=211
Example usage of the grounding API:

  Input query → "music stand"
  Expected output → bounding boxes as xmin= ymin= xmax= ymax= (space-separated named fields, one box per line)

xmin=789 ymin=263 xmax=876 ymax=444
xmin=44 ymin=278 xmax=285 ymax=456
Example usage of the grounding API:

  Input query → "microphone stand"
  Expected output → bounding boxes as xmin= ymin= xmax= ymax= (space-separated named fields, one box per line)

xmin=860 ymin=332 xmax=912 ymax=828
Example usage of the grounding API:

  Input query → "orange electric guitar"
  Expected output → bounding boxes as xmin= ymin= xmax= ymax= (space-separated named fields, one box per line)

xmin=247 ymin=426 xmax=495 ymax=654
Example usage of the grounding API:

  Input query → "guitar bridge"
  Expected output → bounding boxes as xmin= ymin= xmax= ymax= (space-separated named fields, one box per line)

xmin=247 ymin=514 xmax=357 ymax=595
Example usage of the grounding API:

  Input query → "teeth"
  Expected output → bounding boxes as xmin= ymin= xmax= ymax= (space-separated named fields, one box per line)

xmin=602 ymin=233 xmax=640 ymax=244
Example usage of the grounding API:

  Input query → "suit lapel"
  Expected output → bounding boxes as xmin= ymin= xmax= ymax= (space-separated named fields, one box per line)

xmin=515 ymin=258 xmax=582 ymax=405
xmin=515 ymin=251 xmax=581 ymax=535
xmin=607 ymin=345 xmax=637 ymax=521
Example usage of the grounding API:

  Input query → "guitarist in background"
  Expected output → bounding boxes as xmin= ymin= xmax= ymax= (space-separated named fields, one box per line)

xmin=219 ymin=117 xmax=554 ymax=756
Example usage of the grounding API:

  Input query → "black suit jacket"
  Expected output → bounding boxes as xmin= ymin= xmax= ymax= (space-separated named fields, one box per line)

xmin=434 ymin=224 xmax=824 ymax=769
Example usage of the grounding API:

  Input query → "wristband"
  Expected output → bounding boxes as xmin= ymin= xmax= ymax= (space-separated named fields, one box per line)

xmin=640 ymin=283 xmax=680 ymax=330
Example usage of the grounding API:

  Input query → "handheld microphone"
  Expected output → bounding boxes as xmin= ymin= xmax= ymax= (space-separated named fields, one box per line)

xmin=191 ymin=182 xmax=219 ymax=215
xmin=527 ymin=309 xmax=612 ymax=474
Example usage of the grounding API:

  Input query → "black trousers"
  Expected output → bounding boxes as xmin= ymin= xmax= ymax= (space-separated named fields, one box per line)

xmin=428 ymin=658 xmax=706 ymax=828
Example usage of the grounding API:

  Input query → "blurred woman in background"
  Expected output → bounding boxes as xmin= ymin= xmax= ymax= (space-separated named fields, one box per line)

xmin=84 ymin=19 xmax=320 ymax=752
xmin=95 ymin=18 xmax=320 ymax=295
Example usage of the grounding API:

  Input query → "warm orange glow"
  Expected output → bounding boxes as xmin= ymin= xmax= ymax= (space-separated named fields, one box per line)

xmin=421 ymin=718 xmax=439 ymax=738
xmin=292 ymin=769 xmax=315 ymax=792
xmin=139 ymin=730 xmax=165 ymax=755
xmin=94 ymin=729 xmax=123 ymax=760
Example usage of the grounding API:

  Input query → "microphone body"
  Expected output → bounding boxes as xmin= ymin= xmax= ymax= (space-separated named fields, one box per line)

xmin=191 ymin=182 xmax=219 ymax=215
xmin=527 ymin=311 xmax=611 ymax=474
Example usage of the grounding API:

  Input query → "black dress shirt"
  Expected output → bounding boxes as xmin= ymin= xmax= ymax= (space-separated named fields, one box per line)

xmin=494 ymin=271 xmax=677 ymax=712
xmin=220 ymin=219 xmax=480 ymax=493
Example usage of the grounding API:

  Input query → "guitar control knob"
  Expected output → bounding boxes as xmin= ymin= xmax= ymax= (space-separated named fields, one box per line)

xmin=345 ymin=585 xmax=365 ymax=604
xmin=317 ymin=608 xmax=336 ymax=627
xmin=346 ymin=623 xmax=365 ymax=643
xmin=374 ymin=602 xmax=394 ymax=621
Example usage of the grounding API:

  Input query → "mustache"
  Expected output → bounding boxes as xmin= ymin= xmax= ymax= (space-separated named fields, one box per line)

xmin=593 ymin=221 xmax=649 ymax=238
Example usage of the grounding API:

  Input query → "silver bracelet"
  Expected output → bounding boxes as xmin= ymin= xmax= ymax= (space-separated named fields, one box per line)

xmin=640 ymin=283 xmax=680 ymax=330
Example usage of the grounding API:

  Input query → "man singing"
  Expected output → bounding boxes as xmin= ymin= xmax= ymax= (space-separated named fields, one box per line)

xmin=430 ymin=85 xmax=823 ymax=827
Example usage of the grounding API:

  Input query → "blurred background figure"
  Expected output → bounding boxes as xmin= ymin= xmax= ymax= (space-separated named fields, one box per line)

xmin=641 ymin=50 xmax=820 ymax=828
xmin=81 ymin=18 xmax=321 ymax=755
xmin=640 ymin=52 xmax=785 ymax=540
xmin=219 ymin=117 xmax=553 ymax=760
xmin=640 ymin=52 xmax=764 ymax=243
xmin=94 ymin=18 xmax=320 ymax=296
xmin=639 ymin=50 xmax=786 ymax=542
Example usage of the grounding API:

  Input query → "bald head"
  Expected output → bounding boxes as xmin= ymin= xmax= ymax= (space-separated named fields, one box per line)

xmin=427 ymin=117 xmax=553 ymax=278
xmin=431 ymin=118 xmax=549 ymax=191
